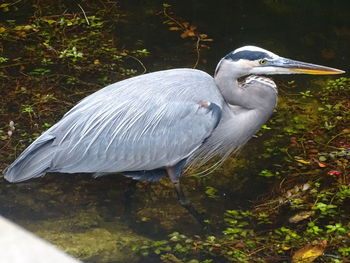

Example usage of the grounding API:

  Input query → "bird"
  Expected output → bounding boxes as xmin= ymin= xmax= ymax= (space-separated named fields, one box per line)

xmin=3 ymin=46 xmax=344 ymax=221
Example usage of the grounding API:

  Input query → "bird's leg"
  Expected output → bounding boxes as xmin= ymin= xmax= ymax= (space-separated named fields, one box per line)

xmin=166 ymin=166 xmax=205 ymax=226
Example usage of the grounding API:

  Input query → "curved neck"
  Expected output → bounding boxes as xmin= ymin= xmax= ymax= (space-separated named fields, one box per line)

xmin=214 ymin=59 xmax=241 ymax=105
xmin=214 ymin=60 xmax=277 ymax=112
xmin=190 ymin=59 xmax=279 ymax=168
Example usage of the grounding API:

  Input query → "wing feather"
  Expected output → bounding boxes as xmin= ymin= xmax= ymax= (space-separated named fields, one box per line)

xmin=46 ymin=69 xmax=224 ymax=174
xmin=51 ymin=100 xmax=220 ymax=173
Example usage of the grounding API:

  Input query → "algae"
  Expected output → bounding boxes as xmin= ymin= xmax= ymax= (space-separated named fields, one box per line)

xmin=23 ymin=212 xmax=149 ymax=262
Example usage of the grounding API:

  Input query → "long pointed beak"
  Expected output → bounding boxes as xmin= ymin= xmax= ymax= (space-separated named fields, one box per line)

xmin=275 ymin=58 xmax=345 ymax=75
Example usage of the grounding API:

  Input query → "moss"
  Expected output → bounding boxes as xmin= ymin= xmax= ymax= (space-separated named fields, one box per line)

xmin=23 ymin=212 xmax=149 ymax=262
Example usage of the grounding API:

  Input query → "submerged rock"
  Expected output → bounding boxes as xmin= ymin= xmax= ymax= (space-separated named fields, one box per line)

xmin=22 ymin=212 xmax=149 ymax=262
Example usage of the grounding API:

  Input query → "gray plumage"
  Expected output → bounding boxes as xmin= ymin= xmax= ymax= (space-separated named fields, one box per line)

xmin=5 ymin=69 xmax=223 ymax=182
xmin=3 ymin=46 xmax=344 ymax=184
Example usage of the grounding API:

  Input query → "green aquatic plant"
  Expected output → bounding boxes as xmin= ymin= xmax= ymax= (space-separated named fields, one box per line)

xmin=59 ymin=47 xmax=84 ymax=62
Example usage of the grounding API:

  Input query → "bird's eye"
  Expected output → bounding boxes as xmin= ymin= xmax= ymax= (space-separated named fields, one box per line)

xmin=259 ymin=59 xmax=267 ymax=65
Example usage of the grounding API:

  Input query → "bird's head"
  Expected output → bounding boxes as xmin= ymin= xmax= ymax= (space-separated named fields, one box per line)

xmin=215 ymin=46 xmax=345 ymax=78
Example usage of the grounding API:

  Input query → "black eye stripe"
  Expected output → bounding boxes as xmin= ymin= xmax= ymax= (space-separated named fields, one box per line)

xmin=225 ymin=51 xmax=273 ymax=61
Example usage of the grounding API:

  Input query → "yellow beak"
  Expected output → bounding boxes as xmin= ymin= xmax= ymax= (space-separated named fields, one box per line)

xmin=274 ymin=58 xmax=345 ymax=75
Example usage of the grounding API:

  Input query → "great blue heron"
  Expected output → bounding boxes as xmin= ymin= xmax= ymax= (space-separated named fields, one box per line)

xmin=3 ymin=46 xmax=344 ymax=221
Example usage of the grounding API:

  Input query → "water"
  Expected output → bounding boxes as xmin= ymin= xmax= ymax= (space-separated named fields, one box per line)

xmin=122 ymin=0 xmax=350 ymax=69
xmin=0 ymin=1 xmax=349 ymax=262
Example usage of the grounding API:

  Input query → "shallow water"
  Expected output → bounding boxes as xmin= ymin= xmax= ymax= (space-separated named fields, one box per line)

xmin=1 ymin=1 xmax=349 ymax=262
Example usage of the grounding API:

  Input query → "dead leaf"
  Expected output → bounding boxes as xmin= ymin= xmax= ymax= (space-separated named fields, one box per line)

xmin=180 ymin=31 xmax=188 ymax=38
xmin=282 ymin=244 xmax=291 ymax=250
xmin=289 ymin=211 xmax=315 ymax=223
xmin=296 ymin=159 xmax=311 ymax=165
xmin=290 ymin=137 xmax=299 ymax=147
xmin=14 ymin=25 xmax=32 ymax=31
xmin=180 ymin=29 xmax=195 ymax=38
xmin=0 ymin=3 xmax=10 ymax=8
xmin=313 ymin=158 xmax=327 ymax=168
xmin=292 ymin=241 xmax=327 ymax=263
xmin=44 ymin=19 xmax=56 ymax=25
xmin=169 ymin=26 xmax=181 ymax=31
xmin=22 ymin=25 xmax=33 ymax=31
xmin=15 ymin=31 xmax=27 ymax=38
xmin=317 ymin=162 xmax=327 ymax=168
xmin=181 ymin=22 xmax=190 ymax=28
xmin=234 ymin=242 xmax=245 ymax=248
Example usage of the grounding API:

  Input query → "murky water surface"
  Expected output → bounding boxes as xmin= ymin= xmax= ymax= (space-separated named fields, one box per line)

xmin=1 ymin=1 xmax=349 ymax=262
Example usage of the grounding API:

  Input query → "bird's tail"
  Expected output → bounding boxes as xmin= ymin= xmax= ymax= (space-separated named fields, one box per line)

xmin=3 ymin=134 xmax=55 ymax=183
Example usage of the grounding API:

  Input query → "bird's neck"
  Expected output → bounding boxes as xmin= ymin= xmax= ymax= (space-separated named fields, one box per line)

xmin=214 ymin=61 xmax=277 ymax=112
xmin=190 ymin=103 xmax=275 ymax=168
xmin=209 ymin=61 xmax=278 ymax=158
xmin=214 ymin=60 xmax=244 ymax=106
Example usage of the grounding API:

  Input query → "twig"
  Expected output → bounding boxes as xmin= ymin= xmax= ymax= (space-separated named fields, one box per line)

xmin=161 ymin=5 xmax=212 ymax=69
xmin=127 ymin=55 xmax=147 ymax=74
xmin=7 ymin=0 xmax=23 ymax=7
xmin=314 ymin=139 xmax=345 ymax=150
xmin=246 ymin=245 xmax=270 ymax=257
xmin=39 ymin=14 xmax=76 ymax=19
xmin=78 ymin=4 xmax=90 ymax=25
xmin=0 ymin=137 xmax=12 ymax=151
xmin=323 ymin=254 xmax=342 ymax=259
xmin=326 ymin=132 xmax=348 ymax=146
xmin=193 ymin=37 xmax=201 ymax=69
xmin=0 ymin=62 xmax=30 ymax=69
xmin=162 ymin=6 xmax=185 ymax=30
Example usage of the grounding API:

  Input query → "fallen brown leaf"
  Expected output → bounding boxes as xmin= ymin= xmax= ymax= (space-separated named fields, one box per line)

xmin=292 ymin=240 xmax=327 ymax=263
xmin=289 ymin=211 xmax=315 ymax=223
